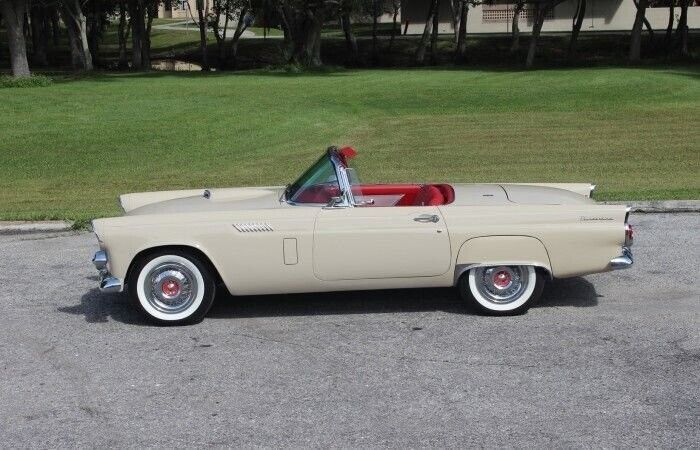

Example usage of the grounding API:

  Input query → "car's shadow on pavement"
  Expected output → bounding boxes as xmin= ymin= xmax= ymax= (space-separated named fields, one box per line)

xmin=59 ymin=288 xmax=145 ymax=325
xmin=62 ymin=277 xmax=600 ymax=325
xmin=208 ymin=277 xmax=600 ymax=319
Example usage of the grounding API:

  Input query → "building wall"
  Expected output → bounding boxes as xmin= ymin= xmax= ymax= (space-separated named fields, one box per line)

xmin=159 ymin=0 xmax=210 ymax=19
xmin=402 ymin=0 xmax=700 ymax=34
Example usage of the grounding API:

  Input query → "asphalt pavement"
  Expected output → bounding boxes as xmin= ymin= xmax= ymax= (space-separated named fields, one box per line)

xmin=0 ymin=213 xmax=698 ymax=448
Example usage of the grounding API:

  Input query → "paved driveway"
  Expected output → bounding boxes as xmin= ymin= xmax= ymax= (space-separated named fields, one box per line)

xmin=0 ymin=213 xmax=698 ymax=447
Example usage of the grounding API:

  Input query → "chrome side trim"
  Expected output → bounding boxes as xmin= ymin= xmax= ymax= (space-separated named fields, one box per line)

xmin=100 ymin=274 xmax=124 ymax=293
xmin=454 ymin=262 xmax=553 ymax=286
xmin=92 ymin=250 xmax=108 ymax=270
xmin=233 ymin=222 xmax=274 ymax=232
xmin=609 ymin=247 xmax=633 ymax=270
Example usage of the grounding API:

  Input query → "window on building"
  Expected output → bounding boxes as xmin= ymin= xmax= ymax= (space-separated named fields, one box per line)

xmin=482 ymin=1 xmax=554 ymax=23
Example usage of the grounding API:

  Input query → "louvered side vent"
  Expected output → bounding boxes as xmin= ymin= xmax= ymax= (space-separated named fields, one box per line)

xmin=233 ymin=223 xmax=274 ymax=232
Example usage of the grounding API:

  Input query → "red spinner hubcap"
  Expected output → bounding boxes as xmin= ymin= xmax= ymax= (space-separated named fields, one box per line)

xmin=161 ymin=279 xmax=181 ymax=297
xmin=493 ymin=271 xmax=512 ymax=288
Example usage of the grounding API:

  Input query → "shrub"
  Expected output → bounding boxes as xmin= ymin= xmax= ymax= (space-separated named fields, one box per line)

xmin=0 ymin=75 xmax=53 ymax=88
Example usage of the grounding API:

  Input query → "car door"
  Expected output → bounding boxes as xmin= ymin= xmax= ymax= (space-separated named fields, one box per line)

xmin=313 ymin=206 xmax=451 ymax=281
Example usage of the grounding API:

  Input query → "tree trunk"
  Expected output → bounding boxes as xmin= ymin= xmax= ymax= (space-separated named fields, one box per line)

xmin=64 ymin=12 xmax=82 ymax=68
xmin=30 ymin=2 xmax=49 ymax=67
xmin=129 ymin=0 xmax=144 ymax=69
xmin=449 ymin=0 xmax=459 ymax=43
xmin=311 ymin=17 xmax=322 ymax=66
xmin=568 ymin=0 xmax=586 ymax=61
xmin=455 ymin=0 xmax=468 ymax=63
xmin=664 ymin=1 xmax=674 ymax=50
xmin=117 ymin=1 xmax=129 ymax=69
xmin=50 ymin=7 xmax=61 ymax=46
xmin=632 ymin=0 xmax=654 ymax=40
xmin=142 ymin=1 xmax=155 ymax=69
xmin=629 ymin=0 xmax=649 ymax=62
xmin=429 ymin=0 xmax=440 ymax=65
xmin=676 ymin=0 xmax=689 ymax=56
xmin=525 ymin=2 xmax=547 ymax=68
xmin=276 ymin=1 xmax=295 ymax=61
xmin=341 ymin=13 xmax=359 ymax=63
xmin=62 ymin=0 xmax=94 ymax=70
xmin=389 ymin=1 xmax=399 ymax=50
xmin=213 ymin=2 xmax=229 ymax=69
xmin=196 ymin=0 xmax=210 ymax=71
xmin=1 ymin=0 xmax=31 ymax=77
xmin=87 ymin=0 xmax=102 ymax=67
xmin=511 ymin=0 xmax=523 ymax=52
xmin=290 ymin=8 xmax=324 ymax=67
xmin=414 ymin=0 xmax=437 ymax=64
xmin=226 ymin=7 xmax=250 ymax=70
xmin=24 ymin=12 xmax=30 ymax=44
xmin=371 ymin=0 xmax=379 ymax=64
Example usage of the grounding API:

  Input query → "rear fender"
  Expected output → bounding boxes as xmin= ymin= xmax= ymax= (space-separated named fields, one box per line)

xmin=454 ymin=236 xmax=552 ymax=285
xmin=510 ymin=183 xmax=596 ymax=198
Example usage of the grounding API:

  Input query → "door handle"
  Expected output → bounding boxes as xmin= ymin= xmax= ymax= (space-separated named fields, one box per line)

xmin=414 ymin=214 xmax=440 ymax=223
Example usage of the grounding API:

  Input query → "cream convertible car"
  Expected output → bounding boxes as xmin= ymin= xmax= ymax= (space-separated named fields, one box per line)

xmin=92 ymin=146 xmax=633 ymax=324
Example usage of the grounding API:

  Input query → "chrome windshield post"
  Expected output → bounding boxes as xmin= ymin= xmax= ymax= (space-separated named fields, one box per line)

xmin=328 ymin=148 xmax=356 ymax=207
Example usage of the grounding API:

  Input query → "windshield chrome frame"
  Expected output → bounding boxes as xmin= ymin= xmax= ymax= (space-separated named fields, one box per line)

xmin=283 ymin=148 xmax=355 ymax=208
xmin=328 ymin=149 xmax=355 ymax=208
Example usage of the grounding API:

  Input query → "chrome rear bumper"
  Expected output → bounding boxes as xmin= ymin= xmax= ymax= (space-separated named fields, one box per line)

xmin=93 ymin=250 xmax=124 ymax=293
xmin=609 ymin=247 xmax=633 ymax=270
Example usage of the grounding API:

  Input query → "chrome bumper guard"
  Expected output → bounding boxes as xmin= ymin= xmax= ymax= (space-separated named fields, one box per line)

xmin=92 ymin=250 xmax=124 ymax=293
xmin=609 ymin=247 xmax=633 ymax=271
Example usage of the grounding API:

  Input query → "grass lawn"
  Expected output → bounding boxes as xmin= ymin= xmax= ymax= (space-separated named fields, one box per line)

xmin=0 ymin=66 xmax=698 ymax=222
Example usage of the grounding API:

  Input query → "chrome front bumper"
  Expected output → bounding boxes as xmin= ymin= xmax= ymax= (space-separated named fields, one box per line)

xmin=92 ymin=250 xmax=124 ymax=293
xmin=609 ymin=247 xmax=633 ymax=270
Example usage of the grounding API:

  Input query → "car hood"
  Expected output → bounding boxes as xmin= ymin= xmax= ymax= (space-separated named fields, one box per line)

xmin=450 ymin=183 xmax=592 ymax=206
xmin=124 ymin=187 xmax=285 ymax=216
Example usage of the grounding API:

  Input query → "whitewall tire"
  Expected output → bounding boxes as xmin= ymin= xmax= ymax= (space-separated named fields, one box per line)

xmin=128 ymin=250 xmax=216 ymax=325
xmin=458 ymin=265 xmax=544 ymax=315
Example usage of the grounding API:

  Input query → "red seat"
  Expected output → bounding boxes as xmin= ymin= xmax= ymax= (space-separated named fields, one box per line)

xmin=412 ymin=185 xmax=445 ymax=206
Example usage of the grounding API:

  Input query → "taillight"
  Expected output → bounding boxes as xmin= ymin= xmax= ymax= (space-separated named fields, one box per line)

xmin=625 ymin=223 xmax=634 ymax=247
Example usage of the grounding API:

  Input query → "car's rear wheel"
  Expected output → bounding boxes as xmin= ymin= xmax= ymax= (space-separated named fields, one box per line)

xmin=458 ymin=265 xmax=544 ymax=315
xmin=128 ymin=251 xmax=216 ymax=325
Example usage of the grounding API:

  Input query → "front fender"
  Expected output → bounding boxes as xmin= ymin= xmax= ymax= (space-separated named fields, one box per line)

xmin=454 ymin=235 xmax=552 ymax=284
xmin=119 ymin=189 xmax=205 ymax=213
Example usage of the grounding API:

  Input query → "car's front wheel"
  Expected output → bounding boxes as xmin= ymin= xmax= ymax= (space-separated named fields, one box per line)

xmin=128 ymin=250 xmax=216 ymax=325
xmin=458 ymin=265 xmax=544 ymax=315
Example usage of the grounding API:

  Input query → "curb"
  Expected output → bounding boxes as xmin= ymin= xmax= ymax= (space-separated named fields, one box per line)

xmin=602 ymin=200 xmax=700 ymax=213
xmin=0 ymin=221 xmax=74 ymax=235
xmin=0 ymin=200 xmax=697 ymax=235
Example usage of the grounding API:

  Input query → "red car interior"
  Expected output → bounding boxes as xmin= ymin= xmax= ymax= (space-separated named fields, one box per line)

xmin=294 ymin=183 xmax=454 ymax=206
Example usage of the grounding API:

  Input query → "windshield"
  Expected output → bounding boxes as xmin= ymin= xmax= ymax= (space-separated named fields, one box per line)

xmin=285 ymin=154 xmax=341 ymax=204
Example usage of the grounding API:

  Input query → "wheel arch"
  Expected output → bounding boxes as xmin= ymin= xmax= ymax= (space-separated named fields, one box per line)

xmin=453 ymin=235 xmax=553 ymax=285
xmin=126 ymin=244 xmax=225 ymax=289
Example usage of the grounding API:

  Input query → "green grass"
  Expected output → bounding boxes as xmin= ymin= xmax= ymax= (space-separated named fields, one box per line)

xmin=0 ymin=66 xmax=698 ymax=221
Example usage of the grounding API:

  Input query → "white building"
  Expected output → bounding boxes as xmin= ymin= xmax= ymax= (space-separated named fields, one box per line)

xmin=401 ymin=0 xmax=700 ymax=35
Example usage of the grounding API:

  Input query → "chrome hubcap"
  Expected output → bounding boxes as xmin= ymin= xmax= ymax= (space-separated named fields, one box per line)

xmin=474 ymin=266 xmax=529 ymax=304
xmin=143 ymin=263 xmax=198 ymax=314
